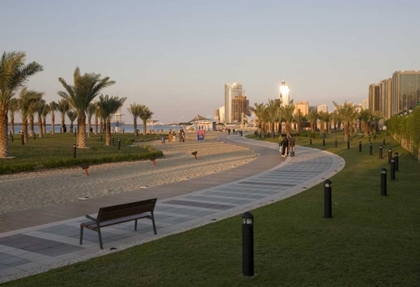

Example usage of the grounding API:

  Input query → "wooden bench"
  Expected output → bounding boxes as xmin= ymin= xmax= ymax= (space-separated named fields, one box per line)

xmin=80 ymin=198 xmax=158 ymax=249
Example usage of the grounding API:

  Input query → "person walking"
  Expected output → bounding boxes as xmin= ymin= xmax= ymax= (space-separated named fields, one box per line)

xmin=172 ymin=130 xmax=176 ymax=142
xmin=288 ymin=134 xmax=295 ymax=157
xmin=281 ymin=136 xmax=289 ymax=157
xmin=168 ymin=129 xmax=173 ymax=143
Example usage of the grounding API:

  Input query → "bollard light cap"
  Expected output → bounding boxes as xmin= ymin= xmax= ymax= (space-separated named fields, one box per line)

xmin=242 ymin=212 xmax=254 ymax=225
xmin=324 ymin=179 xmax=332 ymax=187
xmin=394 ymin=152 xmax=399 ymax=156
xmin=381 ymin=168 xmax=387 ymax=174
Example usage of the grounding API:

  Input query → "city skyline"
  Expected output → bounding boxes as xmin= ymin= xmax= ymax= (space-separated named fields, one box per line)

xmin=2 ymin=0 xmax=420 ymax=123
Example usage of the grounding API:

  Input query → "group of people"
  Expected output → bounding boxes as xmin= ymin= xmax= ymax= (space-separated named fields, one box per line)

xmin=164 ymin=129 xmax=186 ymax=144
xmin=279 ymin=134 xmax=295 ymax=157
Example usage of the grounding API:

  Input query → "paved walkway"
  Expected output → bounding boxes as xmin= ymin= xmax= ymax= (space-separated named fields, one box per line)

xmin=0 ymin=135 xmax=344 ymax=282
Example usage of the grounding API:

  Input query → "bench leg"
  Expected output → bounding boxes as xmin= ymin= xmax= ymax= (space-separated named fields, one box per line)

xmin=151 ymin=214 xmax=157 ymax=235
xmin=97 ymin=227 xmax=104 ymax=249
xmin=134 ymin=219 xmax=138 ymax=231
xmin=80 ymin=225 xmax=84 ymax=245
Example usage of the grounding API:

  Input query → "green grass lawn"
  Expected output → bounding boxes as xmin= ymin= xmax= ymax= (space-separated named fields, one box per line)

xmin=3 ymin=133 xmax=420 ymax=287
xmin=0 ymin=133 xmax=164 ymax=174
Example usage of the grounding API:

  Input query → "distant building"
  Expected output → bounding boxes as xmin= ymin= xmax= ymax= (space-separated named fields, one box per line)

xmin=219 ymin=106 xmax=225 ymax=123
xmin=361 ymin=99 xmax=368 ymax=110
xmin=317 ymin=104 xmax=328 ymax=113
xmin=279 ymin=80 xmax=290 ymax=106
xmin=294 ymin=101 xmax=309 ymax=116
xmin=224 ymin=82 xmax=243 ymax=123
xmin=392 ymin=71 xmax=420 ymax=114
xmin=379 ymin=78 xmax=392 ymax=119
xmin=232 ymin=95 xmax=249 ymax=123
xmin=368 ymin=83 xmax=380 ymax=112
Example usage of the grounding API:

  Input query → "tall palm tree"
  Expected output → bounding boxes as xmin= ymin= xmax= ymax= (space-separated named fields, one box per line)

xmin=359 ymin=109 xmax=372 ymax=137
xmin=17 ymin=88 xmax=41 ymax=143
xmin=27 ymin=93 xmax=43 ymax=137
xmin=333 ymin=101 xmax=357 ymax=141
xmin=0 ymin=51 xmax=43 ymax=158
xmin=8 ymin=98 xmax=19 ymax=135
xmin=265 ymin=99 xmax=280 ymax=137
xmin=57 ymin=99 xmax=69 ymax=133
xmin=67 ymin=110 xmax=77 ymax=133
xmin=36 ymin=99 xmax=46 ymax=138
xmin=282 ymin=104 xmax=295 ymax=134
xmin=97 ymin=95 xmax=126 ymax=145
xmin=318 ymin=111 xmax=329 ymax=133
xmin=371 ymin=111 xmax=383 ymax=135
xmin=41 ymin=103 xmax=50 ymax=135
xmin=249 ymin=102 xmax=266 ymax=136
xmin=139 ymin=105 xmax=154 ymax=136
xmin=49 ymin=101 xmax=58 ymax=134
xmin=293 ymin=110 xmax=304 ymax=132
xmin=86 ymin=102 xmax=97 ymax=137
xmin=58 ymin=67 xmax=115 ymax=148
xmin=127 ymin=103 xmax=142 ymax=136
xmin=307 ymin=108 xmax=318 ymax=132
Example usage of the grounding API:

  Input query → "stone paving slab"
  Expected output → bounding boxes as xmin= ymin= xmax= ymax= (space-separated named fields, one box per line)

xmin=0 ymin=135 xmax=344 ymax=283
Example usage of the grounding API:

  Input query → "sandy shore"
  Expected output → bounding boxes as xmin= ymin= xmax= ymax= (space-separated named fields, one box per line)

xmin=0 ymin=132 xmax=256 ymax=214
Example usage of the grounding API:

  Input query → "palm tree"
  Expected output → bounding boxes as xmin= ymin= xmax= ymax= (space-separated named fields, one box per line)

xmin=265 ymin=99 xmax=280 ymax=137
xmin=36 ymin=99 xmax=46 ymax=138
xmin=57 ymin=99 xmax=69 ymax=133
xmin=333 ymin=101 xmax=357 ymax=141
xmin=58 ymin=67 xmax=116 ymax=148
xmin=127 ymin=103 xmax=142 ymax=136
xmin=49 ymin=101 xmax=58 ymax=134
xmin=282 ymin=104 xmax=295 ymax=134
xmin=139 ymin=105 xmax=154 ymax=136
xmin=41 ymin=103 xmax=50 ymax=135
xmin=97 ymin=95 xmax=127 ymax=145
xmin=67 ymin=110 xmax=77 ymax=133
xmin=249 ymin=102 xmax=266 ymax=136
xmin=8 ymin=98 xmax=19 ymax=135
xmin=0 ymin=51 xmax=43 ymax=158
xmin=307 ymin=108 xmax=318 ymax=132
xmin=86 ymin=102 xmax=97 ymax=137
xmin=318 ymin=111 xmax=329 ymax=133
xmin=359 ymin=109 xmax=372 ymax=137
xmin=371 ymin=111 xmax=383 ymax=135
xmin=17 ymin=88 xmax=41 ymax=143
xmin=28 ymin=92 xmax=43 ymax=138
xmin=293 ymin=110 xmax=304 ymax=132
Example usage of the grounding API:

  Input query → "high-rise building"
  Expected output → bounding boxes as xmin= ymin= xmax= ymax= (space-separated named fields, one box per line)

xmin=379 ymin=78 xmax=392 ymax=119
xmin=294 ymin=101 xmax=309 ymax=116
xmin=317 ymin=104 xmax=328 ymax=113
xmin=368 ymin=84 xmax=380 ymax=112
xmin=219 ymin=106 xmax=225 ymax=123
xmin=392 ymin=71 xmax=420 ymax=115
xmin=224 ymin=82 xmax=243 ymax=123
xmin=232 ymin=95 xmax=249 ymax=123
xmin=279 ymin=80 xmax=290 ymax=106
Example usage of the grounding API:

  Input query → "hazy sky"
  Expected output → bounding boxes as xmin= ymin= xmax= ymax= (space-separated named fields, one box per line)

xmin=2 ymin=0 xmax=420 ymax=123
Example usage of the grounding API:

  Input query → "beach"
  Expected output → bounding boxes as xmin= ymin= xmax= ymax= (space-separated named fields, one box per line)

xmin=0 ymin=132 xmax=256 ymax=214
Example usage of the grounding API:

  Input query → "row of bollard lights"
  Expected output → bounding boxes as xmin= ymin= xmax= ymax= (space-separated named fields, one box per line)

xmin=242 ymin=151 xmax=400 ymax=277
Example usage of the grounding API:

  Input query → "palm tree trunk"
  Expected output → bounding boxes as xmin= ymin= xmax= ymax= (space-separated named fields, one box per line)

xmin=29 ymin=115 xmax=34 ymax=137
xmin=0 ymin=108 xmax=10 ymax=158
xmin=94 ymin=114 xmax=98 ymax=134
xmin=134 ymin=119 xmax=138 ymax=136
xmin=10 ymin=114 xmax=15 ymax=135
xmin=51 ymin=112 xmax=55 ymax=134
xmin=142 ymin=119 xmax=147 ymax=136
xmin=105 ymin=119 xmax=111 ymax=145
xmin=37 ymin=116 xmax=43 ymax=138
xmin=344 ymin=122 xmax=349 ymax=141
xmin=77 ymin=115 xmax=87 ymax=148
xmin=42 ymin=116 xmax=47 ymax=135
xmin=61 ymin=114 xmax=65 ymax=133
xmin=23 ymin=119 xmax=28 ymax=143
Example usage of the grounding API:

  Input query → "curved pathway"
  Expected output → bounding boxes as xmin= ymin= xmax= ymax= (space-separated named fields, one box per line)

xmin=0 ymin=135 xmax=344 ymax=282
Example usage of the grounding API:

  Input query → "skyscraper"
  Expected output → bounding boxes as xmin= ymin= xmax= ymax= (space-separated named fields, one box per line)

xmin=392 ymin=71 xmax=420 ymax=114
xmin=224 ymin=82 xmax=243 ymax=124
xmin=368 ymin=84 xmax=380 ymax=112
xmin=379 ymin=78 xmax=392 ymax=119
xmin=232 ymin=95 xmax=249 ymax=123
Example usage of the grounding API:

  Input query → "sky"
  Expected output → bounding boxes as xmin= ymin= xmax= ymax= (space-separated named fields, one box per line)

xmin=2 ymin=0 xmax=420 ymax=124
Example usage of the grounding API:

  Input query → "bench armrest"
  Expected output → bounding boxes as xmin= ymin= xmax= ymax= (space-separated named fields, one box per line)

xmin=85 ymin=215 xmax=97 ymax=221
